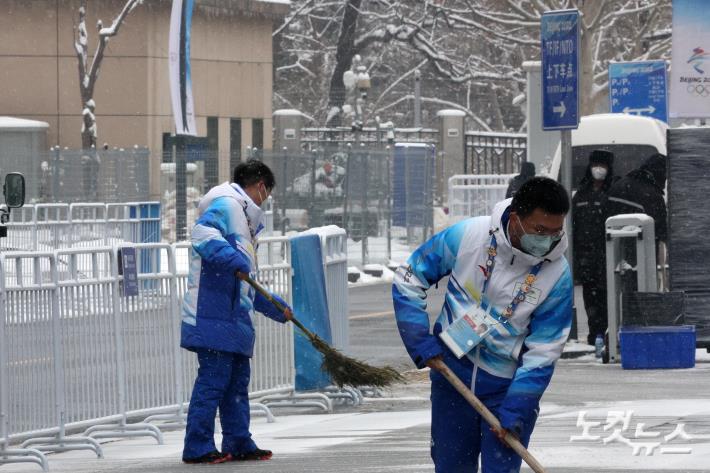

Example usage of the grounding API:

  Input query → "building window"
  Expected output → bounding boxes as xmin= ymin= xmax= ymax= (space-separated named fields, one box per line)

xmin=162 ymin=132 xmax=173 ymax=163
xmin=230 ymin=118 xmax=242 ymax=173
xmin=252 ymin=118 xmax=263 ymax=158
xmin=205 ymin=116 xmax=219 ymax=189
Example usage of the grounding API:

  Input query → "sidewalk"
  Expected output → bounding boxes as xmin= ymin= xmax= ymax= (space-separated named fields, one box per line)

xmin=4 ymin=358 xmax=710 ymax=472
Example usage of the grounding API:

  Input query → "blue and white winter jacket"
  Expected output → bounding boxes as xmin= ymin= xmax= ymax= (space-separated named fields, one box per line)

xmin=393 ymin=198 xmax=573 ymax=434
xmin=180 ymin=182 xmax=287 ymax=356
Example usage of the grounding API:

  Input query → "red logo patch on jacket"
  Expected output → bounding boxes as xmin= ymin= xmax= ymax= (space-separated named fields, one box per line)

xmin=478 ymin=265 xmax=489 ymax=278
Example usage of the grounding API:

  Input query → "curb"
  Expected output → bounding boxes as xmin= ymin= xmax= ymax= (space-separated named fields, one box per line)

xmin=561 ymin=345 xmax=595 ymax=359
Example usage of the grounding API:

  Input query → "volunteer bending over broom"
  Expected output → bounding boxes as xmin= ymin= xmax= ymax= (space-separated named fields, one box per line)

xmin=180 ymin=160 xmax=292 ymax=465
xmin=393 ymin=177 xmax=573 ymax=473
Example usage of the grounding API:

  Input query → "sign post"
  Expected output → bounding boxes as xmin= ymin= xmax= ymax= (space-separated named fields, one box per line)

xmin=169 ymin=0 xmax=197 ymax=241
xmin=609 ymin=60 xmax=668 ymax=123
xmin=542 ymin=9 xmax=580 ymax=337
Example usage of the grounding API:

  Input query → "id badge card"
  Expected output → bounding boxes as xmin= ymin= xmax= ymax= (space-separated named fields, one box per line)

xmin=439 ymin=305 xmax=496 ymax=358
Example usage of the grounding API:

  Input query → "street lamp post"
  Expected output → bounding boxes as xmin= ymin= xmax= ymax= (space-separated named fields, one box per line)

xmin=343 ymin=55 xmax=371 ymax=133
xmin=414 ymin=69 xmax=422 ymax=128
xmin=342 ymin=55 xmax=372 ymax=265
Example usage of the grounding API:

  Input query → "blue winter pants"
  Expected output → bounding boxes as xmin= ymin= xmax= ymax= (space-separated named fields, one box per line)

xmin=430 ymin=350 xmax=538 ymax=473
xmin=183 ymin=349 xmax=257 ymax=459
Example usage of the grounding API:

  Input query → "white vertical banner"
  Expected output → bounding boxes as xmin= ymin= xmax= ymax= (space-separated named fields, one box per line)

xmin=169 ymin=0 xmax=197 ymax=135
xmin=670 ymin=0 xmax=710 ymax=118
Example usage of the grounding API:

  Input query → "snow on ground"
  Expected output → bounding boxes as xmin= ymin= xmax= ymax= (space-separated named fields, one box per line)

xmin=4 ymin=410 xmax=431 ymax=472
xmin=347 ymin=236 xmax=412 ymax=286
xmin=533 ymin=398 xmax=710 ymax=471
xmin=7 ymin=397 xmax=710 ymax=471
xmin=346 ymin=235 xmax=413 ymax=268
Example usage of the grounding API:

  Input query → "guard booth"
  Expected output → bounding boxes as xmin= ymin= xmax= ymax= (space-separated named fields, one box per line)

xmin=605 ymin=214 xmax=657 ymax=363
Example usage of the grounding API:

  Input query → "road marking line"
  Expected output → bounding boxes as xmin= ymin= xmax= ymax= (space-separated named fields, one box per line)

xmin=350 ymin=310 xmax=394 ymax=320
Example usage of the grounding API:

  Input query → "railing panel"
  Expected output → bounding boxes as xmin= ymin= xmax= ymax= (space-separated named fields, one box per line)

xmin=464 ymin=131 xmax=527 ymax=175
xmin=55 ymin=248 xmax=120 ymax=424
xmin=1 ymin=252 xmax=58 ymax=437
xmin=252 ymin=237 xmax=294 ymax=395
xmin=448 ymin=174 xmax=515 ymax=224
xmin=119 ymin=245 xmax=177 ymax=413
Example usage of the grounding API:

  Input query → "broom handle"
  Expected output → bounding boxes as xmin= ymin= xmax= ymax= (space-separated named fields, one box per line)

xmin=429 ymin=358 xmax=547 ymax=473
xmin=239 ymin=273 xmax=316 ymax=341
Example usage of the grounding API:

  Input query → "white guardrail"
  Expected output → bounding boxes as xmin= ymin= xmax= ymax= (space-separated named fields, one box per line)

xmin=0 ymin=238 xmax=297 ymax=472
xmin=447 ymin=174 xmax=515 ymax=224
xmin=0 ymin=202 xmax=161 ymax=252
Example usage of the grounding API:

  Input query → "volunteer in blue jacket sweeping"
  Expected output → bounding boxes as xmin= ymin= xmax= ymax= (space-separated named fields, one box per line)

xmin=393 ymin=177 xmax=573 ymax=473
xmin=181 ymin=160 xmax=292 ymax=464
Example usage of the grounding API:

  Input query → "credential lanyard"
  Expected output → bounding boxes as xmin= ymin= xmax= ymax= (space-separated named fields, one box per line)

xmin=481 ymin=233 xmax=544 ymax=319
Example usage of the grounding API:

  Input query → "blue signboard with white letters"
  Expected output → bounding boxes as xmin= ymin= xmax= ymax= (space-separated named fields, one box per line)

xmin=609 ymin=60 xmax=668 ymax=123
xmin=541 ymin=10 xmax=580 ymax=130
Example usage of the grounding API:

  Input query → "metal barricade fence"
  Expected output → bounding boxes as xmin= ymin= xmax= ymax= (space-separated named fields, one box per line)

xmin=447 ymin=174 xmax=515 ymax=224
xmin=251 ymin=237 xmax=295 ymax=396
xmin=0 ymin=239 xmax=300 ymax=470
xmin=1 ymin=202 xmax=161 ymax=253
xmin=119 ymin=245 xmax=177 ymax=414
xmin=35 ymin=205 xmax=72 ymax=252
xmin=1 ymin=205 xmax=36 ymax=252
xmin=106 ymin=204 xmax=140 ymax=246
xmin=267 ymin=148 xmax=395 ymax=265
xmin=0 ymin=251 xmax=104 ymax=471
xmin=55 ymin=247 xmax=118 ymax=428
xmin=11 ymin=147 xmax=151 ymax=204
xmin=464 ymin=132 xmax=527 ymax=175
xmin=324 ymin=229 xmax=349 ymax=352
xmin=0 ymin=252 xmax=56 ymax=471
xmin=68 ymin=204 xmax=108 ymax=248
xmin=106 ymin=203 xmax=162 ymax=247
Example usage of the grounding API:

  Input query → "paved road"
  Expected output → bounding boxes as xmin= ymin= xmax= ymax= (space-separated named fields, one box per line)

xmin=347 ymin=281 xmax=445 ymax=371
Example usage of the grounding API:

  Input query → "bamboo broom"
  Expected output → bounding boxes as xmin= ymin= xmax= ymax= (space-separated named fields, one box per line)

xmin=240 ymin=274 xmax=404 ymax=388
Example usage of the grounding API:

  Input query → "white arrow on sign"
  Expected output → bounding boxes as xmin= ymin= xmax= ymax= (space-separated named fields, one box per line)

xmin=623 ymin=105 xmax=656 ymax=115
xmin=553 ymin=101 xmax=567 ymax=118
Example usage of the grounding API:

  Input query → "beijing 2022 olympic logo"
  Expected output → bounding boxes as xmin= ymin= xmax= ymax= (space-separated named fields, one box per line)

xmin=685 ymin=47 xmax=710 ymax=97
xmin=688 ymin=47 xmax=709 ymax=74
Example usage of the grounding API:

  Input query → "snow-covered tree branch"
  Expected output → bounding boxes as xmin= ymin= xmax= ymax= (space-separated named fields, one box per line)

xmin=274 ymin=0 xmax=671 ymax=132
xmin=74 ymin=0 xmax=143 ymax=149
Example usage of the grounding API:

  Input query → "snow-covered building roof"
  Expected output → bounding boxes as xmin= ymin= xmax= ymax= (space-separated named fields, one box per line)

xmin=0 ymin=117 xmax=49 ymax=131
xmin=273 ymin=109 xmax=303 ymax=117
xmin=154 ymin=0 xmax=290 ymax=19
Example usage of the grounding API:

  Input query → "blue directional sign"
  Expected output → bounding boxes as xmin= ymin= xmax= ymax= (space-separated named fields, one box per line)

xmin=609 ymin=60 xmax=668 ymax=123
xmin=541 ymin=10 xmax=580 ymax=130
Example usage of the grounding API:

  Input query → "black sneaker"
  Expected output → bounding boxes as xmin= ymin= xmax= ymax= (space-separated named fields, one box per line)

xmin=182 ymin=450 xmax=232 ymax=464
xmin=229 ymin=448 xmax=273 ymax=461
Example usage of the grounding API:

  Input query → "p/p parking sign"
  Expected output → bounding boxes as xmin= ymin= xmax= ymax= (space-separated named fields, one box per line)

xmin=609 ymin=60 xmax=668 ymax=123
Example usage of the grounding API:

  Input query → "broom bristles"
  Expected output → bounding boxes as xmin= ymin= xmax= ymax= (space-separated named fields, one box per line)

xmin=310 ymin=335 xmax=404 ymax=388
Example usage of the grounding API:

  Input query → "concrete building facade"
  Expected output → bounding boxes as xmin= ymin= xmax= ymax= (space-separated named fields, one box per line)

xmin=0 ymin=0 xmax=288 ymax=198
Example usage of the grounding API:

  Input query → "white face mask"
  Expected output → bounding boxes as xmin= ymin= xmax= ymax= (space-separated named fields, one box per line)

xmin=591 ymin=166 xmax=608 ymax=181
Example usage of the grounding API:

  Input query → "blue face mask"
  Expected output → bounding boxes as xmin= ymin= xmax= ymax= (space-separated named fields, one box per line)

xmin=520 ymin=233 xmax=554 ymax=257
xmin=515 ymin=215 xmax=560 ymax=257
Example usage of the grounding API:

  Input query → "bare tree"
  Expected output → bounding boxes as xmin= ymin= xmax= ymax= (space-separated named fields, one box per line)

xmin=74 ymin=0 xmax=144 ymax=149
xmin=274 ymin=0 xmax=671 ymax=130
xmin=429 ymin=0 xmax=671 ymax=115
